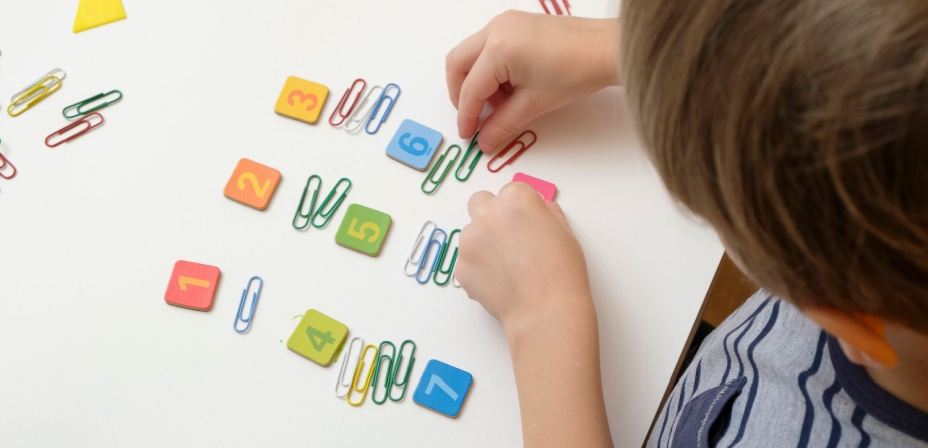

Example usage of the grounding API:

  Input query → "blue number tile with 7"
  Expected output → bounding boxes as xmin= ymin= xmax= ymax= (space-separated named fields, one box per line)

xmin=413 ymin=359 xmax=473 ymax=418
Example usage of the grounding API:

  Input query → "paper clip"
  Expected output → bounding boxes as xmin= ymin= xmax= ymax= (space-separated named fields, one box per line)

xmin=0 ymin=141 xmax=16 ymax=181
xmin=416 ymin=228 xmax=447 ymax=284
xmin=404 ymin=220 xmax=438 ymax=276
xmin=540 ymin=0 xmax=572 ymax=15
xmin=11 ymin=68 xmax=66 ymax=102
xmin=292 ymin=174 xmax=322 ymax=230
xmin=8 ymin=75 xmax=62 ymax=117
xmin=456 ymin=133 xmax=483 ymax=181
xmin=389 ymin=340 xmax=416 ymax=402
xmin=335 ymin=337 xmax=365 ymax=398
xmin=344 ymin=85 xmax=383 ymax=133
xmin=370 ymin=341 xmax=396 ymax=405
xmin=62 ymin=90 xmax=123 ymax=119
xmin=422 ymin=144 xmax=462 ymax=195
xmin=45 ymin=113 xmax=105 ymax=148
xmin=233 ymin=276 xmax=263 ymax=333
xmin=365 ymin=83 xmax=401 ymax=135
xmin=487 ymin=130 xmax=537 ymax=173
xmin=310 ymin=177 xmax=352 ymax=228
xmin=434 ymin=229 xmax=461 ymax=286
xmin=329 ymin=79 xmax=367 ymax=127
xmin=347 ymin=343 xmax=379 ymax=407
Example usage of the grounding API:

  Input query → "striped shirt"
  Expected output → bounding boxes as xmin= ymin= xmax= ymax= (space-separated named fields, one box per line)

xmin=648 ymin=290 xmax=928 ymax=447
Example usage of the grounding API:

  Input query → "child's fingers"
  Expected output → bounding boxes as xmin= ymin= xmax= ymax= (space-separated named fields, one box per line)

xmin=467 ymin=190 xmax=496 ymax=218
xmin=476 ymin=90 xmax=542 ymax=155
xmin=457 ymin=52 xmax=508 ymax=140
xmin=545 ymin=200 xmax=572 ymax=230
xmin=445 ymin=29 xmax=489 ymax=110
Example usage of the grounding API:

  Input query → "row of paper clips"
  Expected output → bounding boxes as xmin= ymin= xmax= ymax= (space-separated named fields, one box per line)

xmin=335 ymin=337 xmax=417 ymax=406
xmin=0 ymin=138 xmax=16 ymax=180
xmin=540 ymin=0 xmax=572 ymax=15
xmin=328 ymin=79 xmax=400 ymax=135
xmin=421 ymin=129 xmax=538 ymax=195
xmin=404 ymin=221 xmax=461 ymax=287
xmin=292 ymin=175 xmax=352 ymax=230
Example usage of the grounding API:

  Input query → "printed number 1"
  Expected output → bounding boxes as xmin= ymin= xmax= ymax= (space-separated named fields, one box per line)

xmin=305 ymin=325 xmax=336 ymax=351
xmin=347 ymin=219 xmax=380 ymax=242
xmin=425 ymin=374 xmax=459 ymax=401
xmin=237 ymin=172 xmax=271 ymax=198
xmin=178 ymin=276 xmax=210 ymax=291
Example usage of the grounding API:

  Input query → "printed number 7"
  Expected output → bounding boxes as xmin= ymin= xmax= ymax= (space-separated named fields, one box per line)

xmin=305 ymin=325 xmax=336 ymax=351
xmin=347 ymin=219 xmax=380 ymax=242
xmin=237 ymin=172 xmax=271 ymax=198
xmin=425 ymin=374 xmax=459 ymax=401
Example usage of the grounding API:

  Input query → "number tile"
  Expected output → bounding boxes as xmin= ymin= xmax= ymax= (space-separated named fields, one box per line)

xmin=386 ymin=119 xmax=443 ymax=171
xmin=512 ymin=172 xmax=557 ymax=202
xmin=413 ymin=359 xmax=473 ymax=418
xmin=287 ymin=309 xmax=349 ymax=367
xmin=335 ymin=204 xmax=392 ymax=256
xmin=164 ymin=260 xmax=221 ymax=311
xmin=274 ymin=76 xmax=329 ymax=124
xmin=223 ymin=158 xmax=281 ymax=210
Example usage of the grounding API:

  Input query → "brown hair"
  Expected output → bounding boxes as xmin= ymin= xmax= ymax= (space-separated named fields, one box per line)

xmin=621 ymin=0 xmax=928 ymax=329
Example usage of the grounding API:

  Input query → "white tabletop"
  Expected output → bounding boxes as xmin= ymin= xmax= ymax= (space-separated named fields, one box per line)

xmin=0 ymin=1 xmax=722 ymax=446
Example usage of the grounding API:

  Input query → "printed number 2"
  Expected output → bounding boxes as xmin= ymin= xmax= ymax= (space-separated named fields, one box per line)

xmin=347 ymin=219 xmax=380 ymax=242
xmin=399 ymin=133 xmax=430 ymax=156
xmin=288 ymin=90 xmax=318 ymax=111
xmin=178 ymin=276 xmax=210 ymax=291
xmin=425 ymin=374 xmax=459 ymax=401
xmin=305 ymin=325 xmax=336 ymax=351
xmin=237 ymin=172 xmax=271 ymax=198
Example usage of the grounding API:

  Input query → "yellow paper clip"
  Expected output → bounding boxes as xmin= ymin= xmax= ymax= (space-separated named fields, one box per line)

xmin=347 ymin=344 xmax=379 ymax=407
xmin=8 ymin=74 xmax=63 ymax=117
xmin=10 ymin=68 xmax=66 ymax=103
xmin=404 ymin=220 xmax=438 ymax=276
xmin=335 ymin=337 xmax=365 ymax=398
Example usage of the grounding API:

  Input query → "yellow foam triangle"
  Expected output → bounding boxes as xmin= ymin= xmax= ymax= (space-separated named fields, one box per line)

xmin=73 ymin=0 xmax=127 ymax=33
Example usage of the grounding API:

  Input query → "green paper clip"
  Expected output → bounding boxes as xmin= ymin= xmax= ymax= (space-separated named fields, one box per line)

xmin=311 ymin=177 xmax=352 ymax=228
xmin=292 ymin=175 xmax=322 ymax=230
xmin=370 ymin=341 xmax=396 ymax=405
xmin=422 ymin=144 xmax=461 ymax=194
xmin=455 ymin=132 xmax=483 ymax=181
xmin=62 ymin=90 xmax=122 ymax=119
xmin=389 ymin=340 xmax=416 ymax=402
xmin=433 ymin=229 xmax=460 ymax=286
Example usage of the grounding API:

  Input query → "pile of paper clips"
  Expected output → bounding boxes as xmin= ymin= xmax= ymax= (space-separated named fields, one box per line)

xmin=421 ymin=130 xmax=538 ymax=195
xmin=6 ymin=67 xmax=123 ymax=148
xmin=327 ymin=78 xmax=400 ymax=135
xmin=335 ymin=337 xmax=417 ymax=406
xmin=292 ymin=175 xmax=353 ymax=230
xmin=404 ymin=221 xmax=461 ymax=287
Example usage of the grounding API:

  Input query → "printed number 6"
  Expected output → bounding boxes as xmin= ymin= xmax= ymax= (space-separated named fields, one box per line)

xmin=347 ymin=219 xmax=380 ymax=242
xmin=399 ymin=133 xmax=430 ymax=156
xmin=288 ymin=90 xmax=318 ymax=111
xmin=237 ymin=172 xmax=271 ymax=198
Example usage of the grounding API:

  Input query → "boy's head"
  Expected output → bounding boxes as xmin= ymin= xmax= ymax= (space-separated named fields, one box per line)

xmin=620 ymin=0 xmax=928 ymax=341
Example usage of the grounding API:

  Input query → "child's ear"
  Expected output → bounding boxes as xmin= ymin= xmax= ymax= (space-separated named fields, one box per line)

xmin=802 ymin=307 xmax=899 ymax=369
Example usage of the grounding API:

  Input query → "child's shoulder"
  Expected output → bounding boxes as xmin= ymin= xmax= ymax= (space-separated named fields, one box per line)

xmin=648 ymin=291 xmax=928 ymax=447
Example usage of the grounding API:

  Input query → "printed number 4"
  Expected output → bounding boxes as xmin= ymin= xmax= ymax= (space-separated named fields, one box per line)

xmin=425 ymin=374 xmax=459 ymax=401
xmin=237 ymin=172 xmax=271 ymax=198
xmin=347 ymin=219 xmax=380 ymax=242
xmin=305 ymin=325 xmax=336 ymax=351
xmin=288 ymin=90 xmax=318 ymax=111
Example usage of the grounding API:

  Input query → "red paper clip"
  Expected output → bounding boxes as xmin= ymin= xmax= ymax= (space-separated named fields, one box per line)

xmin=539 ymin=0 xmax=571 ymax=15
xmin=0 ymin=147 xmax=16 ymax=180
xmin=45 ymin=112 xmax=105 ymax=148
xmin=329 ymin=78 xmax=367 ymax=127
xmin=487 ymin=130 xmax=537 ymax=173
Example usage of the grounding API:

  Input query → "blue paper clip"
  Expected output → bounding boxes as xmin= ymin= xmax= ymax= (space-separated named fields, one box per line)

xmin=293 ymin=174 xmax=322 ymax=230
xmin=233 ymin=276 xmax=263 ymax=333
xmin=416 ymin=228 xmax=447 ymax=284
xmin=365 ymin=83 xmax=401 ymax=135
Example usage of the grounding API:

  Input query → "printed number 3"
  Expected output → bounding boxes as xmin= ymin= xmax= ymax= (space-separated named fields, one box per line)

xmin=399 ymin=133 xmax=431 ymax=156
xmin=305 ymin=325 xmax=336 ymax=351
xmin=238 ymin=172 xmax=271 ymax=198
xmin=347 ymin=219 xmax=380 ymax=242
xmin=425 ymin=374 xmax=459 ymax=401
xmin=288 ymin=90 xmax=318 ymax=111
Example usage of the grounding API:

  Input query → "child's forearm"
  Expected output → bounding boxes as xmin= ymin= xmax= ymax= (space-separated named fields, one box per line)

xmin=504 ymin=289 xmax=614 ymax=448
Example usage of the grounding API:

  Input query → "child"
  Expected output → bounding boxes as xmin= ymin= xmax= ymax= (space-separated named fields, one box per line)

xmin=446 ymin=4 xmax=928 ymax=447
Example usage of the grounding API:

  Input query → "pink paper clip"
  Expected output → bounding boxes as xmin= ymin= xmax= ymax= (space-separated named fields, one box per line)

xmin=329 ymin=78 xmax=367 ymax=127
xmin=487 ymin=130 xmax=537 ymax=173
xmin=539 ymin=0 xmax=571 ymax=15
xmin=0 ymin=144 xmax=16 ymax=180
xmin=45 ymin=112 xmax=105 ymax=148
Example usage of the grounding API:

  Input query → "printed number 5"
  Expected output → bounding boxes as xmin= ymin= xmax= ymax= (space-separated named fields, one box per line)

xmin=399 ymin=133 xmax=430 ymax=156
xmin=237 ymin=172 xmax=271 ymax=198
xmin=288 ymin=90 xmax=318 ymax=111
xmin=305 ymin=325 xmax=336 ymax=351
xmin=347 ymin=219 xmax=380 ymax=242
xmin=425 ymin=374 xmax=459 ymax=401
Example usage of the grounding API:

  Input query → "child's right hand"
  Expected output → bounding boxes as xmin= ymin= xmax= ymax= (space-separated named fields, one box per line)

xmin=446 ymin=11 xmax=622 ymax=154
